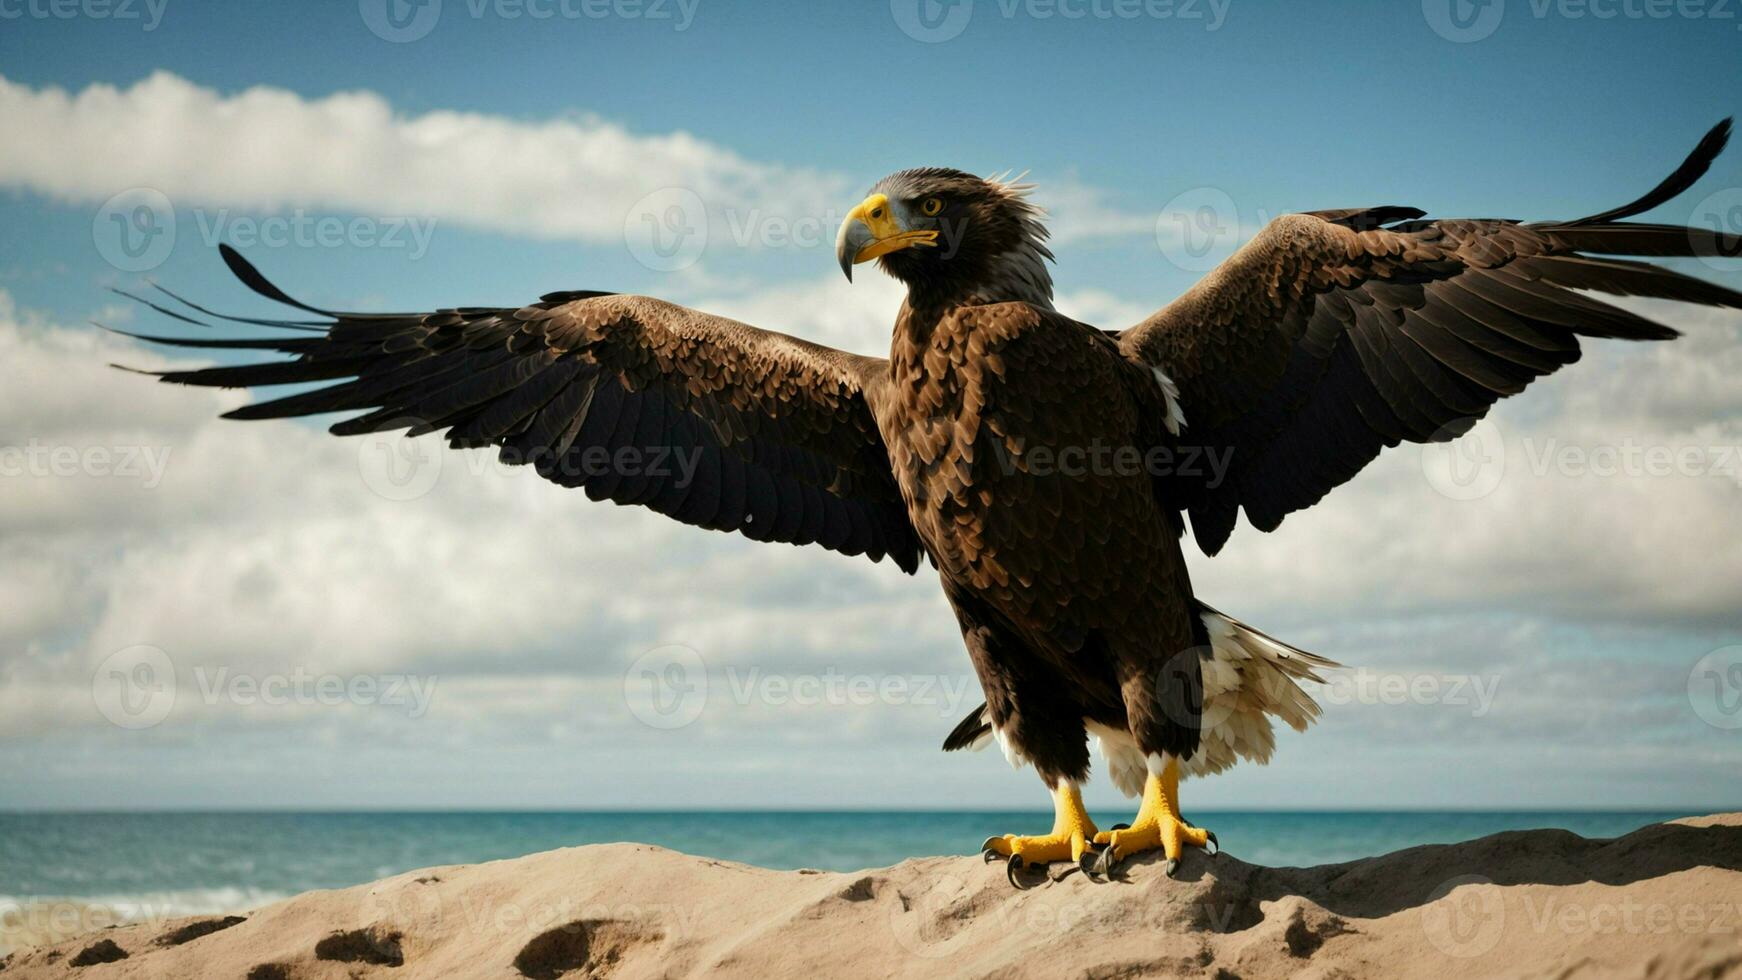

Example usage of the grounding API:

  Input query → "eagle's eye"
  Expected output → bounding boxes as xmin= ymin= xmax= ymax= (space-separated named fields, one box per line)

xmin=921 ymin=197 xmax=944 ymax=217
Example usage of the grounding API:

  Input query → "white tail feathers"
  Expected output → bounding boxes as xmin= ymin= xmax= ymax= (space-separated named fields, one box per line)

xmin=952 ymin=605 xmax=1342 ymax=798
xmin=1186 ymin=604 xmax=1340 ymax=780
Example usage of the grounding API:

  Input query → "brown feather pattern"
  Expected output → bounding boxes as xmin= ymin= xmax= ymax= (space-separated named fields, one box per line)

xmin=1123 ymin=120 xmax=1742 ymax=554
xmin=112 ymin=121 xmax=1742 ymax=792
xmin=125 ymin=247 xmax=922 ymax=572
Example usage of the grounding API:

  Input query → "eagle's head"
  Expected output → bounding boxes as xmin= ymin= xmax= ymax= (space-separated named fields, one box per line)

xmin=835 ymin=169 xmax=1054 ymax=309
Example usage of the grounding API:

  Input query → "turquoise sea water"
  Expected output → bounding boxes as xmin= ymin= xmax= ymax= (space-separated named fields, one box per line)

xmin=0 ymin=810 xmax=1699 ymax=929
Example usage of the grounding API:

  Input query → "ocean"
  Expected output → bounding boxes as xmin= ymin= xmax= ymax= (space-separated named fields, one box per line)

xmin=0 ymin=809 xmax=1697 ymax=953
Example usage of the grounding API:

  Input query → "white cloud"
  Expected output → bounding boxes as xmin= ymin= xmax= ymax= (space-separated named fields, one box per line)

xmin=0 ymin=71 xmax=851 ymax=246
xmin=1053 ymin=287 xmax=1155 ymax=329
xmin=0 ymin=289 xmax=951 ymax=748
xmin=694 ymin=272 xmax=907 ymax=357
xmin=1 ymin=278 xmax=1738 ymax=808
xmin=0 ymin=72 xmax=1163 ymax=260
xmin=1191 ymin=300 xmax=1742 ymax=630
xmin=1040 ymin=175 xmax=1162 ymax=244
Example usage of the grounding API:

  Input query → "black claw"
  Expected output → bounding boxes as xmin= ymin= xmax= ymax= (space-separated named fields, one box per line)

xmin=1077 ymin=850 xmax=1104 ymax=882
xmin=1111 ymin=822 xmax=1130 ymax=832
xmin=981 ymin=846 xmax=998 ymax=863
xmin=1164 ymin=857 xmax=1180 ymax=878
xmin=1092 ymin=846 xmax=1119 ymax=880
xmin=1204 ymin=831 xmax=1219 ymax=856
xmin=1005 ymin=853 xmax=1033 ymax=890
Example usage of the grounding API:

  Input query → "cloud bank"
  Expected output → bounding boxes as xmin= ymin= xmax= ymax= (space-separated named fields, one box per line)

xmin=0 ymin=72 xmax=1153 ymax=256
xmin=0 ymin=71 xmax=1737 ymax=809
xmin=2 ymin=285 xmax=1738 ymax=809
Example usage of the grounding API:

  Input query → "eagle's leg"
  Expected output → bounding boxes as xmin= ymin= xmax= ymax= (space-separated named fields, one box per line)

xmin=980 ymin=780 xmax=1100 ymax=884
xmin=1092 ymin=755 xmax=1216 ymax=878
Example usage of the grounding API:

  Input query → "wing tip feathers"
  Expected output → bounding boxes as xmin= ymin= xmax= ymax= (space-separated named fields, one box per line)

xmin=1568 ymin=117 xmax=1733 ymax=226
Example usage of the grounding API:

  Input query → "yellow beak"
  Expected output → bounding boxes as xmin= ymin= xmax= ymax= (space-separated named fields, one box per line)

xmin=836 ymin=193 xmax=939 ymax=280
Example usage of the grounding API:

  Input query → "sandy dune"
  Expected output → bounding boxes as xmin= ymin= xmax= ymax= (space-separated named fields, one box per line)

xmin=4 ymin=814 xmax=1739 ymax=979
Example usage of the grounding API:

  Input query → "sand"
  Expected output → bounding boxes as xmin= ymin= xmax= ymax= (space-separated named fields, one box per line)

xmin=3 ymin=813 xmax=1738 ymax=979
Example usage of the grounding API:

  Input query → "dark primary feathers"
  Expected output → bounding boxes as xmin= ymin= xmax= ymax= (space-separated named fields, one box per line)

xmin=110 ymin=121 xmax=1741 ymax=574
xmin=1123 ymin=119 xmax=1742 ymax=555
xmin=114 ymin=248 xmax=923 ymax=573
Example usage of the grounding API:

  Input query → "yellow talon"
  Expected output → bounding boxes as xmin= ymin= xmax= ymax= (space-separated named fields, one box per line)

xmin=980 ymin=782 xmax=1100 ymax=865
xmin=1092 ymin=757 xmax=1216 ymax=876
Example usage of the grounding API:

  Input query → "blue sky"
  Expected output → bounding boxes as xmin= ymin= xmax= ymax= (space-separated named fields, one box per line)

xmin=2 ymin=0 xmax=1741 ymax=811
xmin=5 ymin=0 xmax=1742 ymax=318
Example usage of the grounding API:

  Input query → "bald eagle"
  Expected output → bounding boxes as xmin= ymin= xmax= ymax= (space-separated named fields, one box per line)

xmin=115 ymin=121 xmax=1741 ymax=885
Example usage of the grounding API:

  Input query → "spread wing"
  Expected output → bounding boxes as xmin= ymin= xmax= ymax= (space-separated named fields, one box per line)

xmin=1122 ymin=120 xmax=1742 ymax=555
xmin=113 ymin=246 xmax=923 ymax=572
